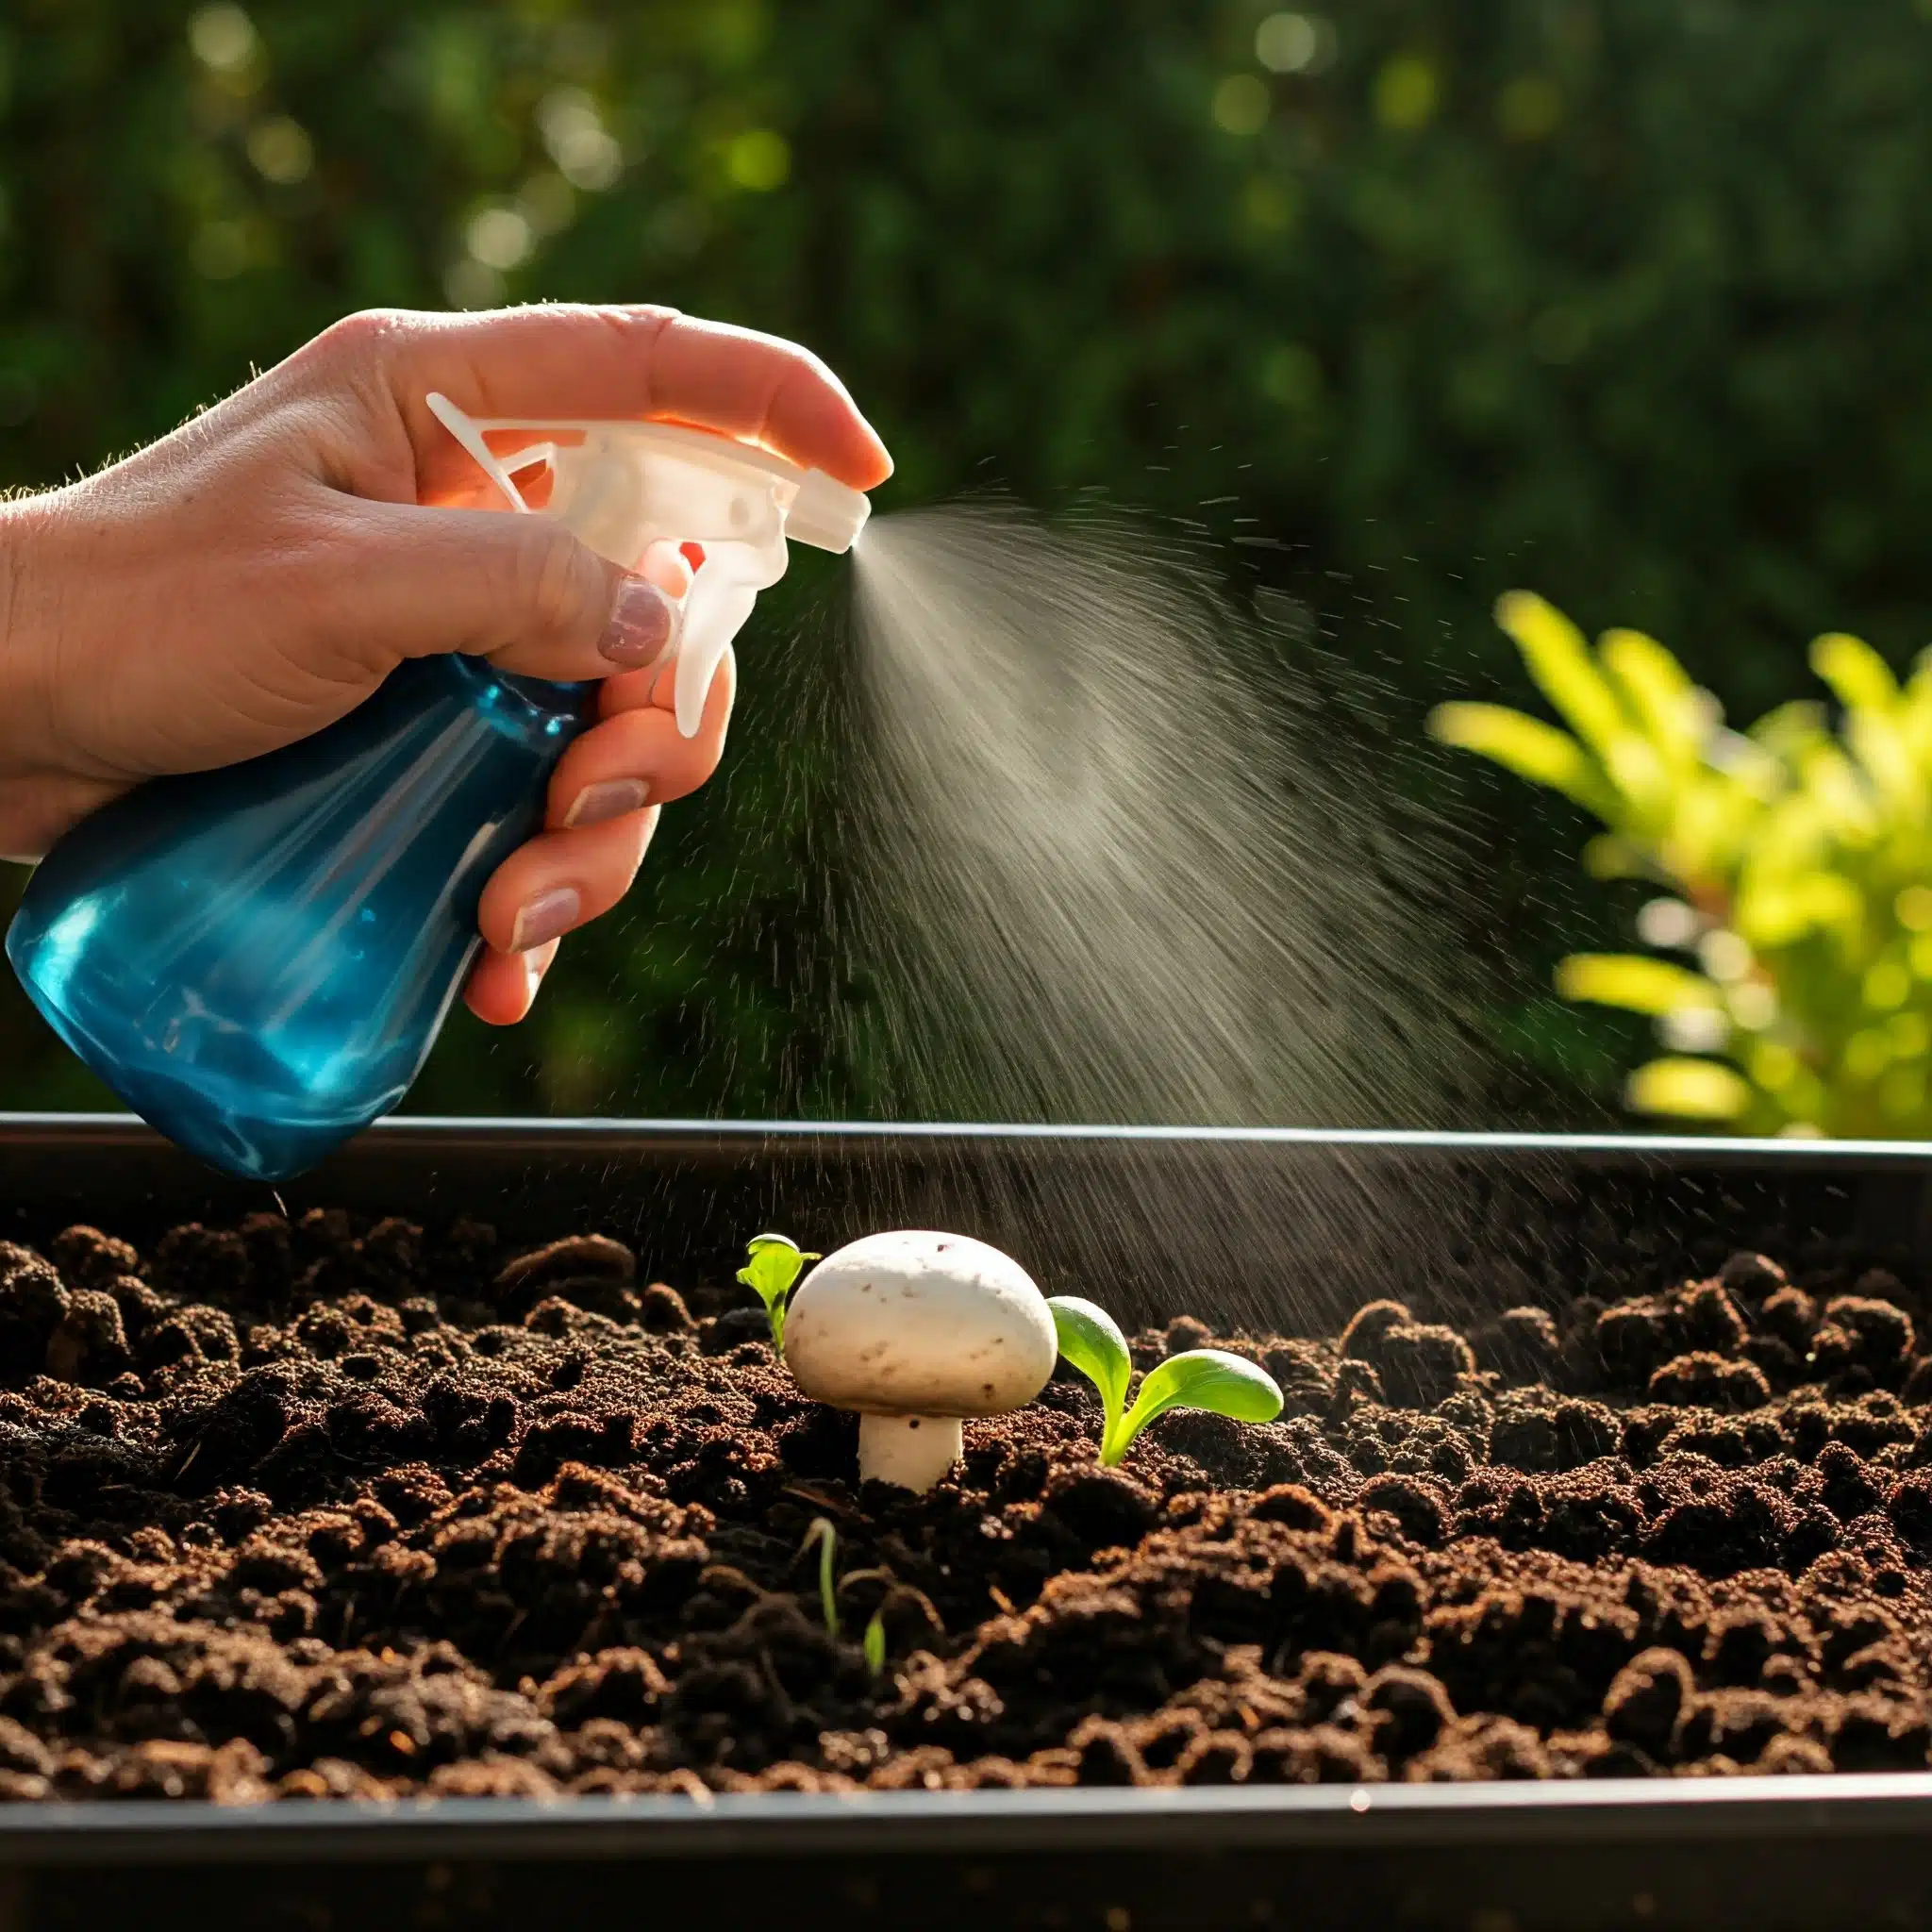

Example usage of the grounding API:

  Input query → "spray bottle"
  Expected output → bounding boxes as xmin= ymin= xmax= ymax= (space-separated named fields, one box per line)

xmin=4 ymin=396 xmax=870 ymax=1181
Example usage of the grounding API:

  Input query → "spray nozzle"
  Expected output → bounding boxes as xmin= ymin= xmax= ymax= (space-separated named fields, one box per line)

xmin=425 ymin=391 xmax=870 ymax=735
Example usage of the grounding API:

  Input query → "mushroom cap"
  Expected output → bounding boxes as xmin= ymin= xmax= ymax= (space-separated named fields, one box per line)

xmin=782 ymin=1230 xmax=1058 ymax=1418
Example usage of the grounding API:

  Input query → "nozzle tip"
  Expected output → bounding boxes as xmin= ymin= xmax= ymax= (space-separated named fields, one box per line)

xmin=788 ymin=471 xmax=871 ymax=555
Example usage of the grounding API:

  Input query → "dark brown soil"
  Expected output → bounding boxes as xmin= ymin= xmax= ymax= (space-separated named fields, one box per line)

xmin=0 ymin=1212 xmax=1930 ymax=1800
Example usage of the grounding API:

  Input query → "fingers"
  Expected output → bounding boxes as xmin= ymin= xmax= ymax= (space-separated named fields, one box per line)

xmin=552 ymin=710 xmax=716 ymax=823
xmin=333 ymin=306 xmax=892 ymax=496
xmin=475 ymin=803 xmax=663 ymax=968
xmin=331 ymin=498 xmax=680 ymax=680
xmin=463 ymin=937 xmax=560 ymax=1027
xmin=462 ymin=638 xmax=733 ymax=1024
xmin=554 ymin=642 xmax=736 ymax=820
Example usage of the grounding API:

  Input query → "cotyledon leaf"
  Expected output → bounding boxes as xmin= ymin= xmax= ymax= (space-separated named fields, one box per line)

xmin=1108 ymin=1349 xmax=1284 ymax=1465
xmin=1046 ymin=1295 xmax=1133 ymax=1449
xmin=737 ymin=1233 xmax=820 ymax=1349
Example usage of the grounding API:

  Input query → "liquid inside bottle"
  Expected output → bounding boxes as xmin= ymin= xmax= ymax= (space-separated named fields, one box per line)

xmin=6 ymin=658 xmax=592 ymax=1180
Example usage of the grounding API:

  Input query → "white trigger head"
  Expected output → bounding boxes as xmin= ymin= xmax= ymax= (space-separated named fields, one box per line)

xmin=427 ymin=391 xmax=873 ymax=737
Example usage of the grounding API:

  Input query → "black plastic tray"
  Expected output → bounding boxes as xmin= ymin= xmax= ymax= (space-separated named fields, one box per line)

xmin=5 ymin=1112 xmax=1932 ymax=1932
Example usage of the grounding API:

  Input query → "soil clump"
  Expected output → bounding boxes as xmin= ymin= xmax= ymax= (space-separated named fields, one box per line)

xmin=0 ymin=1217 xmax=1926 ymax=1799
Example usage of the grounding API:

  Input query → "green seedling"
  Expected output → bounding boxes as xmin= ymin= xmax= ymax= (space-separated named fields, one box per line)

xmin=738 ymin=1232 xmax=820 ymax=1349
xmin=802 ymin=1517 xmax=891 ymax=1679
xmin=1047 ymin=1295 xmax=1284 ymax=1466
xmin=802 ymin=1516 xmax=840 ymax=1639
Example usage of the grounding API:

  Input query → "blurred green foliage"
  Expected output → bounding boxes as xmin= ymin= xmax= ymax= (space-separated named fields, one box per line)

xmin=5 ymin=0 xmax=1932 ymax=1124
xmin=1438 ymin=594 xmax=1932 ymax=1137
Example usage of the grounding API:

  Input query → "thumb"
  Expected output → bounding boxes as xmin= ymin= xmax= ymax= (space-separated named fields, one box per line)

xmin=336 ymin=500 xmax=682 ymax=681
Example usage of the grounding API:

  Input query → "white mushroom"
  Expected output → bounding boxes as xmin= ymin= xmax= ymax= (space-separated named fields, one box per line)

xmin=781 ymin=1230 xmax=1058 ymax=1491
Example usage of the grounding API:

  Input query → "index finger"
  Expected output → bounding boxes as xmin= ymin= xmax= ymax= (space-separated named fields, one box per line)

xmin=360 ymin=305 xmax=892 ymax=496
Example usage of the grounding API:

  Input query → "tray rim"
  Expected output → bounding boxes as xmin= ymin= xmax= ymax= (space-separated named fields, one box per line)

xmin=1 ymin=1772 xmax=1932 ymax=1863
xmin=5 ymin=1108 xmax=1932 ymax=1166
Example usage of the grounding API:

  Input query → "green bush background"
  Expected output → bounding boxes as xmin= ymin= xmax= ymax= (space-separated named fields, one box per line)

xmin=5 ymin=0 xmax=1932 ymax=1126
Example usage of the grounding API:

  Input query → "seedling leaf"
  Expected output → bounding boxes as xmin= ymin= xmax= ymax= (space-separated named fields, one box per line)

xmin=738 ymin=1232 xmax=820 ymax=1349
xmin=1109 ymin=1349 xmax=1283 ymax=1464
xmin=1047 ymin=1296 xmax=1133 ymax=1457
xmin=863 ymin=1610 xmax=887 ymax=1678
xmin=802 ymin=1517 xmax=839 ymax=1640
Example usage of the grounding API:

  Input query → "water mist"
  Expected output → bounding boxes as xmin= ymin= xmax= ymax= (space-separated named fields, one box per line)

xmin=822 ymin=498 xmax=1509 ymax=1332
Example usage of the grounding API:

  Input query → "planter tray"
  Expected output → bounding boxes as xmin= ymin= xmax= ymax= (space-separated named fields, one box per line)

xmin=2 ymin=1112 xmax=1931 ymax=1932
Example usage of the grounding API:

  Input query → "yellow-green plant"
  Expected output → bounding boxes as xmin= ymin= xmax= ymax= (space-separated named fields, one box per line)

xmin=1430 ymin=592 xmax=1932 ymax=1137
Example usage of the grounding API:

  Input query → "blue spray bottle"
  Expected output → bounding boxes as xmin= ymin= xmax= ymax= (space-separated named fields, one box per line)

xmin=5 ymin=394 xmax=870 ymax=1180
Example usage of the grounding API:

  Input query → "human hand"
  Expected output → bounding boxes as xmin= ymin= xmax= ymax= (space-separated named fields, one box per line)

xmin=0 ymin=305 xmax=891 ymax=1022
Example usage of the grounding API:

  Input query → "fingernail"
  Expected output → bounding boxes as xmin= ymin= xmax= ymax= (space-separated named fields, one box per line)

xmin=524 ymin=940 xmax=559 ymax=1004
xmin=600 ymin=575 xmax=678 ymax=668
xmin=508 ymin=886 xmax=580 ymax=953
xmin=563 ymin=778 xmax=650 ymax=828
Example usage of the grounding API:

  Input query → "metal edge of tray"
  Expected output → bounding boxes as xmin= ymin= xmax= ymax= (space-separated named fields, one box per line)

xmin=5 ymin=1108 xmax=1932 ymax=1167
xmin=2 ymin=1772 xmax=1932 ymax=1866
xmin=8 ymin=1109 xmax=1928 ymax=1257
xmin=7 ymin=1111 xmax=1931 ymax=1292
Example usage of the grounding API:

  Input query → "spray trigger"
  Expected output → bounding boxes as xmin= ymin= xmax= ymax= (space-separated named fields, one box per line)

xmin=425 ymin=392 xmax=869 ymax=736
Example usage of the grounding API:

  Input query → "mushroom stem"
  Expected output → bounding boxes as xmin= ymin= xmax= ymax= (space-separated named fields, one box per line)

xmin=858 ymin=1413 xmax=963 ymax=1491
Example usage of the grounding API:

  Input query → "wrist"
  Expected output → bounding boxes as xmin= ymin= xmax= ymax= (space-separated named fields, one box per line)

xmin=0 ymin=488 xmax=58 ymax=740
xmin=0 ymin=491 xmax=93 ymax=861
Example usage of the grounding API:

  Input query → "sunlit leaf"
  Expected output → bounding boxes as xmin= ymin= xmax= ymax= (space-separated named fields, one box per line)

xmin=1110 ymin=1350 xmax=1284 ymax=1462
xmin=1666 ymin=777 xmax=1757 ymax=885
xmin=1599 ymin=733 xmax=1669 ymax=821
xmin=1741 ymin=793 xmax=1830 ymax=876
xmin=1624 ymin=1058 xmax=1752 ymax=1121
xmin=1901 ymin=647 xmax=1932 ymax=742
xmin=1734 ymin=871 xmax=1863 ymax=947
xmin=1426 ymin=703 xmax=1618 ymax=820
xmin=1748 ymin=700 xmax=1830 ymax=765
xmin=1555 ymin=954 xmax=1722 ymax=1016
xmin=1810 ymin=632 xmax=1898 ymax=716
xmin=1494 ymin=591 xmax=1634 ymax=765
xmin=1582 ymin=833 xmax=1647 ymax=879
xmin=1046 ymin=1295 xmax=1133 ymax=1447
xmin=1601 ymin=627 xmax=1705 ymax=763
xmin=738 ymin=1233 xmax=820 ymax=1349
xmin=1701 ymin=728 xmax=1785 ymax=801
xmin=1846 ymin=708 xmax=1923 ymax=814
xmin=1794 ymin=742 xmax=1878 ymax=841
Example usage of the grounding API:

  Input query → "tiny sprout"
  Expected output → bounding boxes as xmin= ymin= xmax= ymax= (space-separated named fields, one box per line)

xmin=1047 ymin=1295 xmax=1284 ymax=1466
xmin=802 ymin=1520 xmax=891 ymax=1678
xmin=738 ymin=1232 xmax=820 ymax=1349
xmin=802 ymin=1516 xmax=840 ymax=1639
